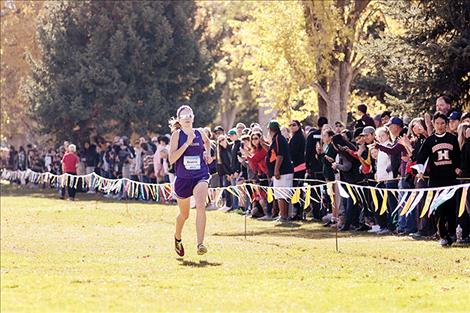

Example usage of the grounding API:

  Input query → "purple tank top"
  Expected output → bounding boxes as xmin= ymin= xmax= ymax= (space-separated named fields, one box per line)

xmin=175 ymin=129 xmax=209 ymax=179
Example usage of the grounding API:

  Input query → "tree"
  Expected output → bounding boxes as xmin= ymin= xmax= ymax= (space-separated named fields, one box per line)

xmin=361 ymin=0 xmax=469 ymax=113
xmin=0 ymin=1 xmax=43 ymax=144
xmin=197 ymin=1 xmax=257 ymax=130
xmin=22 ymin=0 xmax=216 ymax=143
xmin=233 ymin=0 xmax=382 ymax=124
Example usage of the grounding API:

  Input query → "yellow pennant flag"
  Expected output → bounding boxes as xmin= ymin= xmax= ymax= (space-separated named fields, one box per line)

xmin=327 ymin=182 xmax=335 ymax=207
xmin=346 ymin=184 xmax=357 ymax=205
xmin=291 ymin=188 xmax=301 ymax=204
xmin=267 ymin=188 xmax=274 ymax=203
xmin=371 ymin=188 xmax=379 ymax=212
xmin=380 ymin=190 xmax=388 ymax=215
xmin=304 ymin=187 xmax=311 ymax=209
xmin=225 ymin=186 xmax=239 ymax=199
xmin=400 ymin=192 xmax=417 ymax=216
xmin=420 ymin=190 xmax=435 ymax=218
xmin=458 ymin=188 xmax=468 ymax=218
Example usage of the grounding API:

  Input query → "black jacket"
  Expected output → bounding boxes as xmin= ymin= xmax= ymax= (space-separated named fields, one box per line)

xmin=461 ymin=139 xmax=470 ymax=179
xmin=289 ymin=130 xmax=306 ymax=167
xmin=217 ymin=145 xmax=232 ymax=176
xmin=305 ymin=128 xmax=322 ymax=173
xmin=231 ymin=139 xmax=242 ymax=174
xmin=84 ymin=145 xmax=100 ymax=167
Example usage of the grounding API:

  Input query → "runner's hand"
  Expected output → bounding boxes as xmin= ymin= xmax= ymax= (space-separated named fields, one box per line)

xmin=186 ymin=131 xmax=195 ymax=145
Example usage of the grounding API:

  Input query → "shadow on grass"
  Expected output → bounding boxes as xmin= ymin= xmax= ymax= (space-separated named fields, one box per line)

xmin=0 ymin=183 xmax=166 ymax=205
xmin=176 ymin=258 xmax=222 ymax=268
xmin=213 ymin=224 xmax=381 ymax=240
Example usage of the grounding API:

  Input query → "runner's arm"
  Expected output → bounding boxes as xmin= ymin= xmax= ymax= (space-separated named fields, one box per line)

xmin=169 ymin=131 xmax=189 ymax=165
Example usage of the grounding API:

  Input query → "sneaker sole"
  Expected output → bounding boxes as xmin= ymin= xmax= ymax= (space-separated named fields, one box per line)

xmin=197 ymin=248 xmax=207 ymax=255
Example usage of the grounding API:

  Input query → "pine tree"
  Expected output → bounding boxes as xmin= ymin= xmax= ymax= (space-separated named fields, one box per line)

xmin=22 ymin=0 xmax=216 ymax=142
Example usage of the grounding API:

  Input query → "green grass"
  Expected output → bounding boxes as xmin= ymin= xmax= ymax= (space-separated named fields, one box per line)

xmin=1 ymin=183 xmax=469 ymax=313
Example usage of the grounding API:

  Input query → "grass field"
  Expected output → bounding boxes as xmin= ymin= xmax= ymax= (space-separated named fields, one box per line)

xmin=1 ymin=184 xmax=470 ymax=312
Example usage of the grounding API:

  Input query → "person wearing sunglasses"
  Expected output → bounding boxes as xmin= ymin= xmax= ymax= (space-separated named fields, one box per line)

xmin=246 ymin=132 xmax=270 ymax=219
xmin=169 ymin=105 xmax=212 ymax=256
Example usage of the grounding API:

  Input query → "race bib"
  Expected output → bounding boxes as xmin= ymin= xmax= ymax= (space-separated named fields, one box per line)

xmin=184 ymin=156 xmax=201 ymax=170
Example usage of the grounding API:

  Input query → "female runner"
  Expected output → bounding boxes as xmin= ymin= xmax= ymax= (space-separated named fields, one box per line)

xmin=169 ymin=105 xmax=211 ymax=256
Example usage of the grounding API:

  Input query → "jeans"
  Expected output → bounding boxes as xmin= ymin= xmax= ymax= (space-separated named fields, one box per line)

xmin=376 ymin=181 xmax=398 ymax=230
xmin=231 ymin=177 xmax=239 ymax=209
xmin=397 ymin=178 xmax=417 ymax=233
xmin=342 ymin=196 xmax=359 ymax=228
xmin=219 ymin=175 xmax=232 ymax=208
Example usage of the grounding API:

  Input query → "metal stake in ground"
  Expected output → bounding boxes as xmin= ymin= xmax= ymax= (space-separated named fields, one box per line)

xmin=335 ymin=218 xmax=339 ymax=252
xmin=244 ymin=210 xmax=247 ymax=240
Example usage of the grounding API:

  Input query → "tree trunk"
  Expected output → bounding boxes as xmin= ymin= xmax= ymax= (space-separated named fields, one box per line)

xmin=339 ymin=61 xmax=353 ymax=123
xmin=327 ymin=69 xmax=341 ymax=124
xmin=219 ymin=83 xmax=237 ymax=130
xmin=317 ymin=77 xmax=328 ymax=119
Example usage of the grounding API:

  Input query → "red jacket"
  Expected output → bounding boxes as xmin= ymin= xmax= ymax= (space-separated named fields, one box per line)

xmin=62 ymin=152 xmax=79 ymax=174
xmin=248 ymin=147 xmax=268 ymax=176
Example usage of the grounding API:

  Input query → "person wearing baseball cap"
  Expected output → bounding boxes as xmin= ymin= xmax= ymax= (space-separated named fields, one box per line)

xmin=266 ymin=120 xmax=294 ymax=225
xmin=360 ymin=126 xmax=375 ymax=144
xmin=235 ymin=123 xmax=246 ymax=136
xmin=448 ymin=111 xmax=460 ymax=135
xmin=213 ymin=126 xmax=225 ymax=139
xmin=386 ymin=117 xmax=404 ymax=140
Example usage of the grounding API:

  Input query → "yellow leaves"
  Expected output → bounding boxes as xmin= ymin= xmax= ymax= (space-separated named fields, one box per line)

xmin=350 ymin=91 xmax=387 ymax=117
xmin=234 ymin=1 xmax=320 ymax=121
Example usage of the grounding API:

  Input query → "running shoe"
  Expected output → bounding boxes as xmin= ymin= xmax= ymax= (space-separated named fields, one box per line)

xmin=197 ymin=243 xmax=207 ymax=255
xmin=175 ymin=238 xmax=184 ymax=257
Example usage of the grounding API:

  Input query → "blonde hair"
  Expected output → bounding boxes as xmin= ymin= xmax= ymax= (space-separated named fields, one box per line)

xmin=457 ymin=122 xmax=470 ymax=149
xmin=168 ymin=117 xmax=181 ymax=132
xmin=68 ymin=144 xmax=76 ymax=153
xmin=375 ymin=126 xmax=390 ymax=138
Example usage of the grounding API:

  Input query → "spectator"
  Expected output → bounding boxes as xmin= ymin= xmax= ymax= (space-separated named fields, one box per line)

xmin=334 ymin=121 xmax=345 ymax=134
xmin=289 ymin=120 xmax=306 ymax=220
xmin=266 ymin=120 xmax=294 ymax=225
xmin=305 ymin=116 xmax=328 ymax=181
xmin=61 ymin=144 xmax=79 ymax=200
xmin=435 ymin=95 xmax=452 ymax=115
xmin=356 ymin=104 xmax=375 ymax=128
xmin=461 ymin=112 xmax=470 ymax=124
xmin=141 ymin=143 xmax=154 ymax=183
xmin=84 ymin=142 xmax=99 ymax=176
xmin=331 ymin=134 xmax=362 ymax=231
xmin=216 ymin=135 xmax=233 ymax=211
xmin=448 ymin=111 xmax=460 ymax=135
xmin=371 ymin=127 xmax=395 ymax=234
xmin=130 ymin=140 xmax=143 ymax=182
xmin=8 ymin=145 xmax=18 ymax=170
xmin=245 ymin=131 xmax=270 ymax=219
xmin=18 ymin=146 xmax=27 ymax=171
xmin=236 ymin=123 xmax=246 ymax=137
xmin=457 ymin=122 xmax=470 ymax=244
xmin=373 ymin=114 xmax=382 ymax=128
xmin=156 ymin=148 xmax=170 ymax=183
xmin=381 ymin=111 xmax=391 ymax=125
xmin=213 ymin=126 xmax=225 ymax=139
xmin=228 ymin=128 xmax=242 ymax=210
xmin=417 ymin=112 xmax=461 ymax=247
